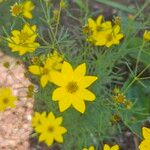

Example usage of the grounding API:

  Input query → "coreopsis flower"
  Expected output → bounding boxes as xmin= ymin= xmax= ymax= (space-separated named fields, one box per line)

xmin=143 ymin=30 xmax=150 ymax=41
xmin=104 ymin=25 xmax=124 ymax=47
xmin=139 ymin=127 xmax=150 ymax=150
xmin=83 ymin=145 xmax=95 ymax=150
xmin=52 ymin=61 xmax=97 ymax=113
xmin=32 ymin=112 xmax=47 ymax=129
xmin=112 ymin=92 xmax=126 ymax=104
xmin=10 ymin=1 xmax=34 ymax=19
xmin=0 ymin=87 xmax=17 ymax=112
xmin=84 ymin=15 xmax=124 ymax=47
xmin=29 ymin=51 xmax=63 ymax=87
xmin=32 ymin=112 xmax=67 ymax=146
xmin=103 ymin=144 xmax=119 ymax=150
xmin=7 ymin=24 xmax=40 ymax=55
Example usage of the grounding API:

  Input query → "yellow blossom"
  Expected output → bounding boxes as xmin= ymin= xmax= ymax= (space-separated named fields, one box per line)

xmin=29 ymin=51 xmax=63 ymax=87
xmin=32 ymin=112 xmax=47 ymax=129
xmin=7 ymin=24 xmax=40 ymax=55
xmin=139 ymin=127 xmax=150 ymax=150
xmin=52 ymin=61 xmax=97 ymax=113
xmin=143 ymin=30 xmax=150 ymax=41
xmin=0 ymin=87 xmax=17 ymax=112
xmin=10 ymin=1 xmax=34 ymax=19
xmin=104 ymin=25 xmax=124 ymax=47
xmin=113 ymin=92 xmax=126 ymax=104
xmin=32 ymin=112 xmax=67 ymax=146
xmin=103 ymin=144 xmax=119 ymax=150
xmin=83 ymin=145 xmax=95 ymax=150
xmin=84 ymin=15 xmax=124 ymax=47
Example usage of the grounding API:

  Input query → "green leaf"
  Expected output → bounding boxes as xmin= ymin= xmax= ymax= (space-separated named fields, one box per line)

xmin=95 ymin=0 xmax=136 ymax=13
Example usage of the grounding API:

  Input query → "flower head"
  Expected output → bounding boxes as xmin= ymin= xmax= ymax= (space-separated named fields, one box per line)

xmin=7 ymin=24 xmax=40 ymax=55
xmin=84 ymin=15 xmax=124 ymax=47
xmin=139 ymin=127 xmax=150 ymax=150
xmin=32 ymin=112 xmax=67 ymax=146
xmin=143 ymin=30 xmax=150 ymax=41
xmin=52 ymin=61 xmax=97 ymax=113
xmin=32 ymin=112 xmax=47 ymax=129
xmin=83 ymin=145 xmax=95 ymax=150
xmin=103 ymin=144 xmax=119 ymax=150
xmin=104 ymin=25 xmax=124 ymax=47
xmin=29 ymin=51 xmax=63 ymax=87
xmin=10 ymin=1 xmax=34 ymax=19
xmin=0 ymin=87 xmax=17 ymax=112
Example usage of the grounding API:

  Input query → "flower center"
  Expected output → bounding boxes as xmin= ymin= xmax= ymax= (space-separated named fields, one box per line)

xmin=106 ymin=33 xmax=113 ymax=41
xmin=3 ymin=98 xmax=9 ymax=104
xmin=47 ymin=126 xmax=54 ymax=133
xmin=12 ymin=5 xmax=23 ymax=16
xmin=20 ymin=32 xmax=30 ymax=43
xmin=43 ymin=68 xmax=49 ymax=75
xmin=67 ymin=81 xmax=78 ymax=94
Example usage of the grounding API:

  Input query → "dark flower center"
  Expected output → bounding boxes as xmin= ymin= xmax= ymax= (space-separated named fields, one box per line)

xmin=67 ymin=82 xmax=78 ymax=94
xmin=47 ymin=126 xmax=54 ymax=133
xmin=3 ymin=98 xmax=9 ymax=104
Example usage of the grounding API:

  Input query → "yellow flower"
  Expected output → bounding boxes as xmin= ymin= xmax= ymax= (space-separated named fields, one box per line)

xmin=87 ymin=15 xmax=104 ymax=32
xmin=32 ymin=112 xmax=67 ymax=146
xmin=0 ymin=87 xmax=17 ymax=112
xmin=52 ymin=61 xmax=98 ymax=113
xmin=83 ymin=145 xmax=95 ymax=150
xmin=32 ymin=112 xmax=47 ymax=131
xmin=84 ymin=15 xmax=124 ymax=47
xmin=104 ymin=25 xmax=124 ymax=47
xmin=113 ymin=92 xmax=126 ymax=104
xmin=139 ymin=127 xmax=150 ymax=150
xmin=7 ymin=24 xmax=40 ymax=55
xmin=29 ymin=51 xmax=63 ymax=87
xmin=10 ymin=1 xmax=34 ymax=19
xmin=143 ymin=30 xmax=150 ymax=41
xmin=103 ymin=144 xmax=119 ymax=150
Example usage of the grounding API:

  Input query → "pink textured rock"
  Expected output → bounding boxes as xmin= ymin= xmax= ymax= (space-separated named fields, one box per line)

xmin=0 ymin=52 xmax=33 ymax=150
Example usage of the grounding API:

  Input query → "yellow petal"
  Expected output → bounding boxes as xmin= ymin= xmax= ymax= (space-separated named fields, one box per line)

xmin=57 ymin=126 xmax=67 ymax=134
xmin=88 ymin=18 xmax=96 ymax=31
xmin=72 ymin=98 xmax=85 ymax=113
xmin=51 ymin=72 xmax=65 ymax=86
xmin=47 ymin=112 xmax=55 ymax=121
xmin=74 ymin=63 xmax=86 ymax=79
xmin=23 ymin=11 xmax=32 ymax=19
xmin=40 ymin=75 xmax=48 ymax=87
xmin=142 ymin=127 xmax=150 ymax=140
xmin=54 ymin=134 xmax=63 ymax=143
xmin=52 ymin=87 xmax=66 ymax=101
xmin=38 ymin=133 xmax=47 ymax=142
xmin=79 ymin=76 xmax=98 ymax=88
xmin=103 ymin=144 xmax=110 ymax=150
xmin=23 ymin=1 xmax=34 ymax=10
xmin=89 ymin=146 xmax=95 ymax=150
xmin=139 ymin=140 xmax=150 ymax=150
xmin=79 ymin=89 xmax=96 ymax=101
xmin=111 ymin=145 xmax=119 ymax=150
xmin=11 ymin=30 xmax=20 ymax=36
xmin=58 ymin=97 xmax=72 ymax=112
xmin=28 ymin=65 xmax=43 ymax=75
xmin=113 ymin=25 xmax=120 ymax=34
xmin=54 ymin=117 xmax=63 ymax=126
xmin=96 ymin=15 xmax=103 ymax=26
xmin=45 ymin=136 xmax=54 ymax=146
xmin=62 ymin=61 xmax=73 ymax=77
